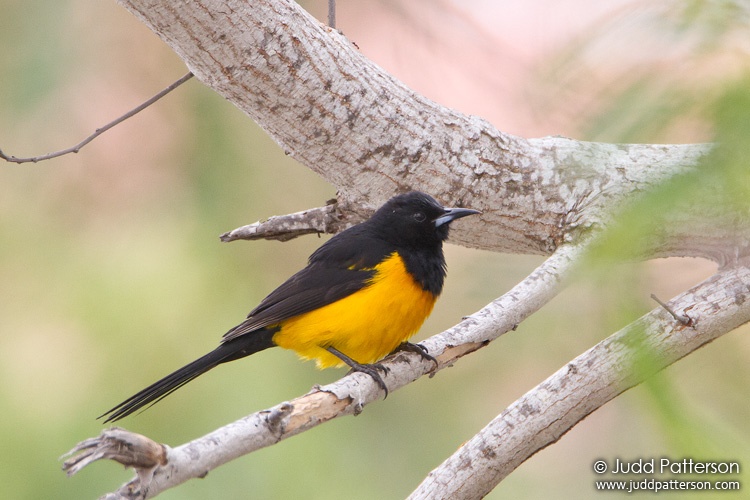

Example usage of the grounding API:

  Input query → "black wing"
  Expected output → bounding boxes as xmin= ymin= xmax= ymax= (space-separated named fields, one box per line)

xmin=221 ymin=227 xmax=393 ymax=343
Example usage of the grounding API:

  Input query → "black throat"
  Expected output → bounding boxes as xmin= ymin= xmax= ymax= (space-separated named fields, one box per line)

xmin=398 ymin=245 xmax=447 ymax=297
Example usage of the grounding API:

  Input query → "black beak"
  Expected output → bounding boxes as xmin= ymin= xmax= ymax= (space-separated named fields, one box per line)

xmin=433 ymin=207 xmax=481 ymax=227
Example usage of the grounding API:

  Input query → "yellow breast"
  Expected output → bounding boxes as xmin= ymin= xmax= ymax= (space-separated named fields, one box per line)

xmin=272 ymin=252 xmax=437 ymax=368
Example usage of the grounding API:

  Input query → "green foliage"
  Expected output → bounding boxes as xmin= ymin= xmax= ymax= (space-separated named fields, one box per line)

xmin=709 ymin=74 xmax=750 ymax=207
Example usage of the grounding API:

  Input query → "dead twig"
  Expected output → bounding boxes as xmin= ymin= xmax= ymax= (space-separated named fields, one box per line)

xmin=0 ymin=72 xmax=193 ymax=164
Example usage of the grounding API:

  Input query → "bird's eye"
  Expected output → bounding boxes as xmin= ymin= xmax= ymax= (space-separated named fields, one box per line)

xmin=413 ymin=212 xmax=426 ymax=222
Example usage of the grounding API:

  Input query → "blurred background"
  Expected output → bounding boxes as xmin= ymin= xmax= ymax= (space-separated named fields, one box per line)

xmin=1 ymin=0 xmax=748 ymax=498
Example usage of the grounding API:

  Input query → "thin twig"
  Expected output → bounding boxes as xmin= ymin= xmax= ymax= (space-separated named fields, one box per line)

xmin=650 ymin=293 xmax=693 ymax=326
xmin=0 ymin=72 xmax=194 ymax=164
xmin=328 ymin=0 xmax=336 ymax=28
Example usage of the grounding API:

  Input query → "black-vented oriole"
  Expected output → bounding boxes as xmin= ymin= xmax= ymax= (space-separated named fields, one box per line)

xmin=101 ymin=191 xmax=479 ymax=422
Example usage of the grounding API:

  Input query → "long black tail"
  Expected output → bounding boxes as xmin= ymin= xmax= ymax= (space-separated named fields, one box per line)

xmin=100 ymin=330 xmax=275 ymax=423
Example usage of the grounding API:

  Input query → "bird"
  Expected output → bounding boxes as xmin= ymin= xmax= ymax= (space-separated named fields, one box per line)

xmin=100 ymin=191 xmax=479 ymax=422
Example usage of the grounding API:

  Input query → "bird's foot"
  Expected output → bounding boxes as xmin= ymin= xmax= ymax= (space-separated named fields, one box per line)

xmin=347 ymin=362 xmax=389 ymax=398
xmin=326 ymin=346 xmax=390 ymax=398
xmin=393 ymin=341 xmax=439 ymax=374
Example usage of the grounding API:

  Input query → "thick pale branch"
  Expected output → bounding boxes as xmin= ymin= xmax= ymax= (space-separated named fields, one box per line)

xmin=410 ymin=264 xmax=750 ymax=499
xmin=64 ymin=236 xmax=587 ymax=499
xmin=115 ymin=0 xmax=740 ymax=262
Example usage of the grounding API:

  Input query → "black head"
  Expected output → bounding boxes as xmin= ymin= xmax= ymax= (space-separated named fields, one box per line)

xmin=367 ymin=192 xmax=480 ymax=249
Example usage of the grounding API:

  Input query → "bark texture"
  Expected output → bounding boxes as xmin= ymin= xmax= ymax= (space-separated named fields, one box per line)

xmin=118 ymin=0 xmax=742 ymax=263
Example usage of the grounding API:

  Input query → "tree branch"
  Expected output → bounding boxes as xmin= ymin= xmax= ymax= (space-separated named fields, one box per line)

xmin=410 ymin=264 xmax=750 ymax=499
xmin=116 ymin=0 xmax=737 ymax=262
xmin=63 ymin=233 xmax=588 ymax=499
xmin=54 ymin=0 xmax=749 ymax=498
xmin=219 ymin=202 xmax=342 ymax=242
xmin=0 ymin=72 xmax=193 ymax=164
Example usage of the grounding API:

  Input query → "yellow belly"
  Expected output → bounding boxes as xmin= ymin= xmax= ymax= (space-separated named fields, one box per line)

xmin=272 ymin=252 xmax=437 ymax=368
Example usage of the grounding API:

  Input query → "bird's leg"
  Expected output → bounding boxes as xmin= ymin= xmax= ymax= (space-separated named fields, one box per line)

xmin=393 ymin=342 xmax=439 ymax=373
xmin=325 ymin=346 xmax=389 ymax=398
